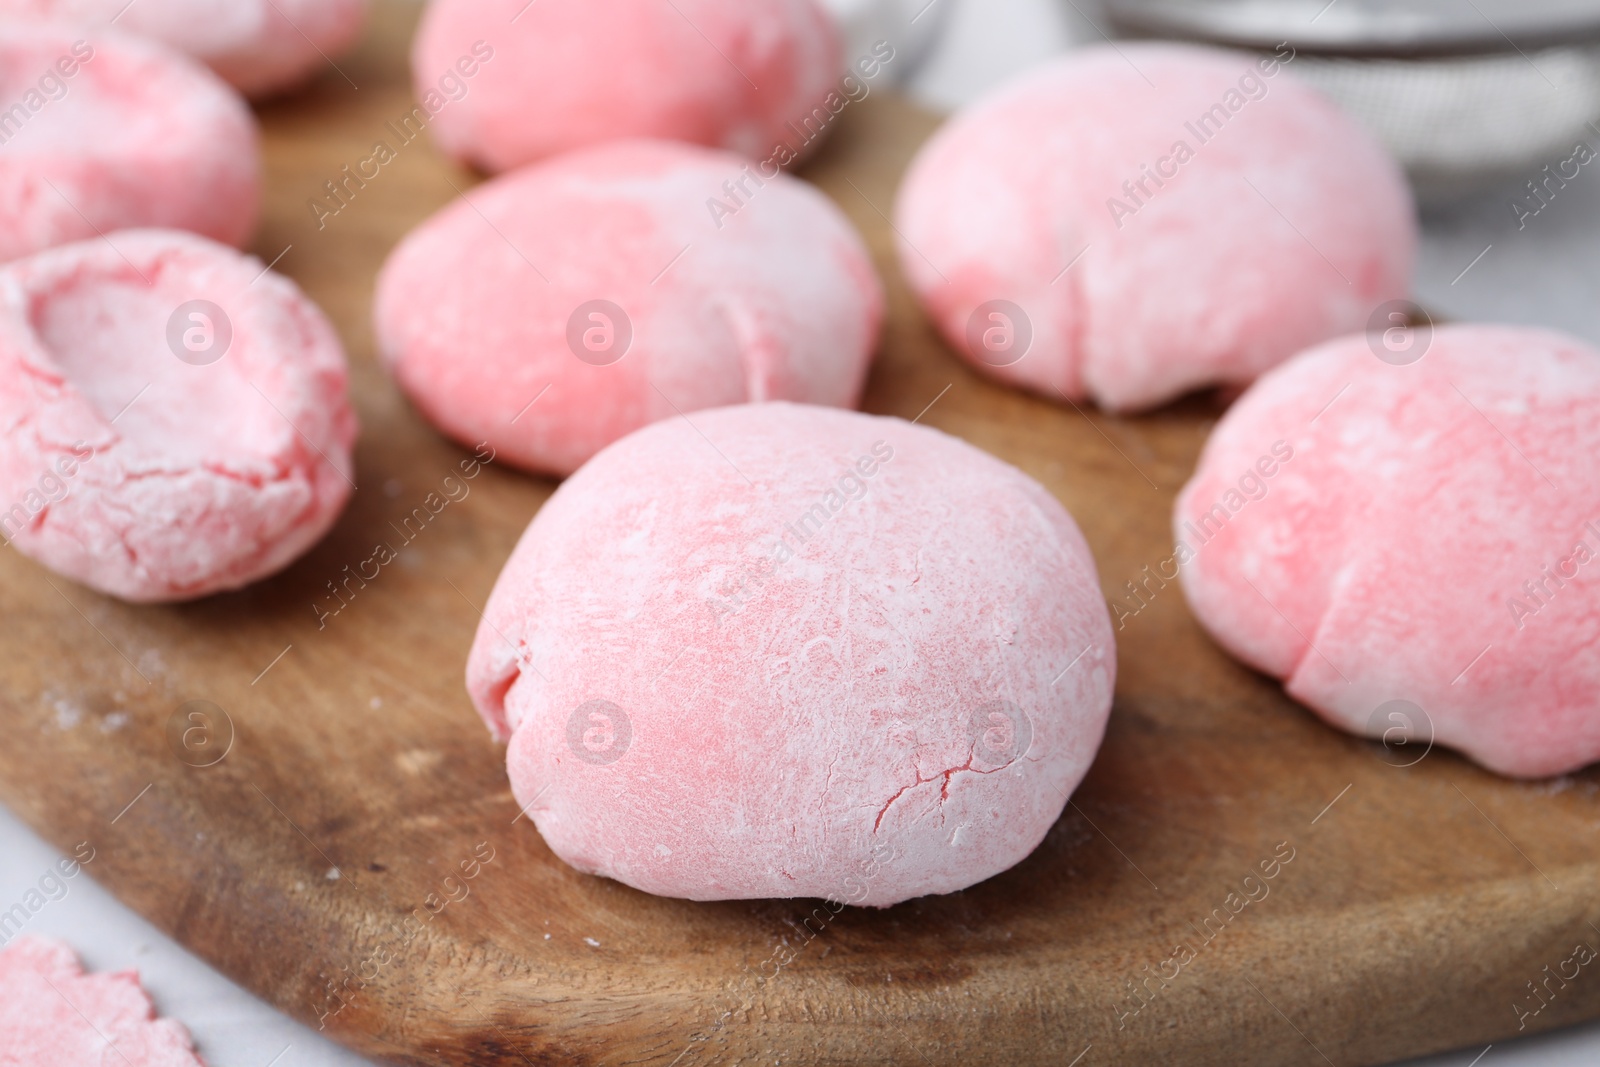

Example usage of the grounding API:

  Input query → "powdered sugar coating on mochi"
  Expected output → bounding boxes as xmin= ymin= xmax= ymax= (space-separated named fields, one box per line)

xmin=467 ymin=403 xmax=1115 ymax=906
xmin=0 ymin=25 xmax=259 ymax=262
xmin=0 ymin=0 xmax=370 ymax=97
xmin=375 ymin=139 xmax=883 ymax=478
xmin=1175 ymin=324 xmax=1600 ymax=778
xmin=0 ymin=229 xmax=357 ymax=603
xmin=413 ymin=0 xmax=842 ymax=173
xmin=0 ymin=936 xmax=204 ymax=1066
xmin=895 ymin=43 xmax=1416 ymax=412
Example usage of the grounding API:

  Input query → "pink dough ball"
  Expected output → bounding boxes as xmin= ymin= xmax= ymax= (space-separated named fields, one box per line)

xmin=0 ymin=0 xmax=370 ymax=97
xmin=0 ymin=24 xmax=259 ymax=262
xmin=895 ymin=43 xmax=1416 ymax=412
xmin=412 ymin=0 xmax=843 ymax=173
xmin=0 ymin=229 xmax=358 ymax=603
xmin=467 ymin=403 xmax=1116 ymax=906
xmin=0 ymin=937 xmax=204 ymax=1066
xmin=1174 ymin=324 xmax=1600 ymax=778
xmin=374 ymin=139 xmax=883 ymax=478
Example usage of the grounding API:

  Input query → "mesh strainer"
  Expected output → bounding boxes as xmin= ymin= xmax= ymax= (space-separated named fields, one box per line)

xmin=1099 ymin=0 xmax=1600 ymax=202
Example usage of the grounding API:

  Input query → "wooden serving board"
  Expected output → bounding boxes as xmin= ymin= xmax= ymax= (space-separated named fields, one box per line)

xmin=3 ymin=5 xmax=1597 ymax=1065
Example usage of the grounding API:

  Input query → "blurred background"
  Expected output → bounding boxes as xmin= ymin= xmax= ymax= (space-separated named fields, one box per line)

xmin=6 ymin=0 xmax=1599 ymax=1064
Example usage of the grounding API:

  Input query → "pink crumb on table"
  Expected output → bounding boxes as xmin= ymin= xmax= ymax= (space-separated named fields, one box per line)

xmin=0 ymin=0 xmax=370 ymax=97
xmin=0 ymin=229 xmax=357 ymax=603
xmin=0 ymin=24 xmax=260 ymax=262
xmin=412 ymin=0 xmax=843 ymax=173
xmin=0 ymin=936 xmax=205 ymax=1066
xmin=467 ymin=403 xmax=1116 ymax=907
xmin=374 ymin=139 xmax=883 ymax=478
xmin=895 ymin=42 xmax=1416 ymax=413
xmin=1175 ymin=324 xmax=1600 ymax=778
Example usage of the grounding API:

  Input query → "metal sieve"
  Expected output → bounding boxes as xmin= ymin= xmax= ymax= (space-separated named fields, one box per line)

xmin=1097 ymin=0 xmax=1600 ymax=202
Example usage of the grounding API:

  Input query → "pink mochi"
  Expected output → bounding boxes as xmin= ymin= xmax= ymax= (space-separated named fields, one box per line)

xmin=413 ymin=0 xmax=843 ymax=173
xmin=375 ymin=139 xmax=883 ymax=478
xmin=0 ymin=0 xmax=370 ymax=97
xmin=0 ymin=229 xmax=357 ymax=603
xmin=1175 ymin=324 xmax=1600 ymax=778
xmin=467 ymin=403 xmax=1116 ymax=906
xmin=0 ymin=24 xmax=259 ymax=262
xmin=0 ymin=936 xmax=204 ymax=1066
xmin=895 ymin=43 xmax=1416 ymax=412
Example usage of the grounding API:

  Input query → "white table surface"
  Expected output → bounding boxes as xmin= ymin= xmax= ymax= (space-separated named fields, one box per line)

xmin=4 ymin=0 xmax=1598 ymax=1064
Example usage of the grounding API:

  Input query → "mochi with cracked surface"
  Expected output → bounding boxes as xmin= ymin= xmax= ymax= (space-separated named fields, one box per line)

xmin=0 ymin=230 xmax=357 ymax=602
xmin=467 ymin=402 xmax=1116 ymax=906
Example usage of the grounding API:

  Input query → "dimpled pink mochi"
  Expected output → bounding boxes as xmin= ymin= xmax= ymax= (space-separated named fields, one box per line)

xmin=1175 ymin=325 xmax=1600 ymax=778
xmin=895 ymin=43 xmax=1416 ymax=412
xmin=375 ymin=139 xmax=882 ymax=478
xmin=0 ymin=937 xmax=203 ymax=1066
xmin=0 ymin=0 xmax=370 ymax=97
xmin=0 ymin=230 xmax=357 ymax=603
xmin=0 ymin=24 xmax=259 ymax=262
xmin=413 ymin=0 xmax=842 ymax=172
xmin=467 ymin=403 xmax=1116 ymax=906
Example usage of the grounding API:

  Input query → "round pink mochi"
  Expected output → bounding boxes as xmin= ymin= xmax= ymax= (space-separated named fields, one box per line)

xmin=467 ymin=403 xmax=1116 ymax=906
xmin=895 ymin=43 xmax=1416 ymax=412
xmin=0 ymin=229 xmax=357 ymax=603
xmin=0 ymin=24 xmax=259 ymax=263
xmin=1175 ymin=324 xmax=1600 ymax=778
xmin=375 ymin=139 xmax=883 ymax=478
xmin=0 ymin=0 xmax=370 ymax=97
xmin=413 ymin=0 xmax=843 ymax=173
xmin=0 ymin=937 xmax=203 ymax=1067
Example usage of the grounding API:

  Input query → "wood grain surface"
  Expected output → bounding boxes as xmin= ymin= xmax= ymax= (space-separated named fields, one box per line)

xmin=2 ymin=4 xmax=1597 ymax=1065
